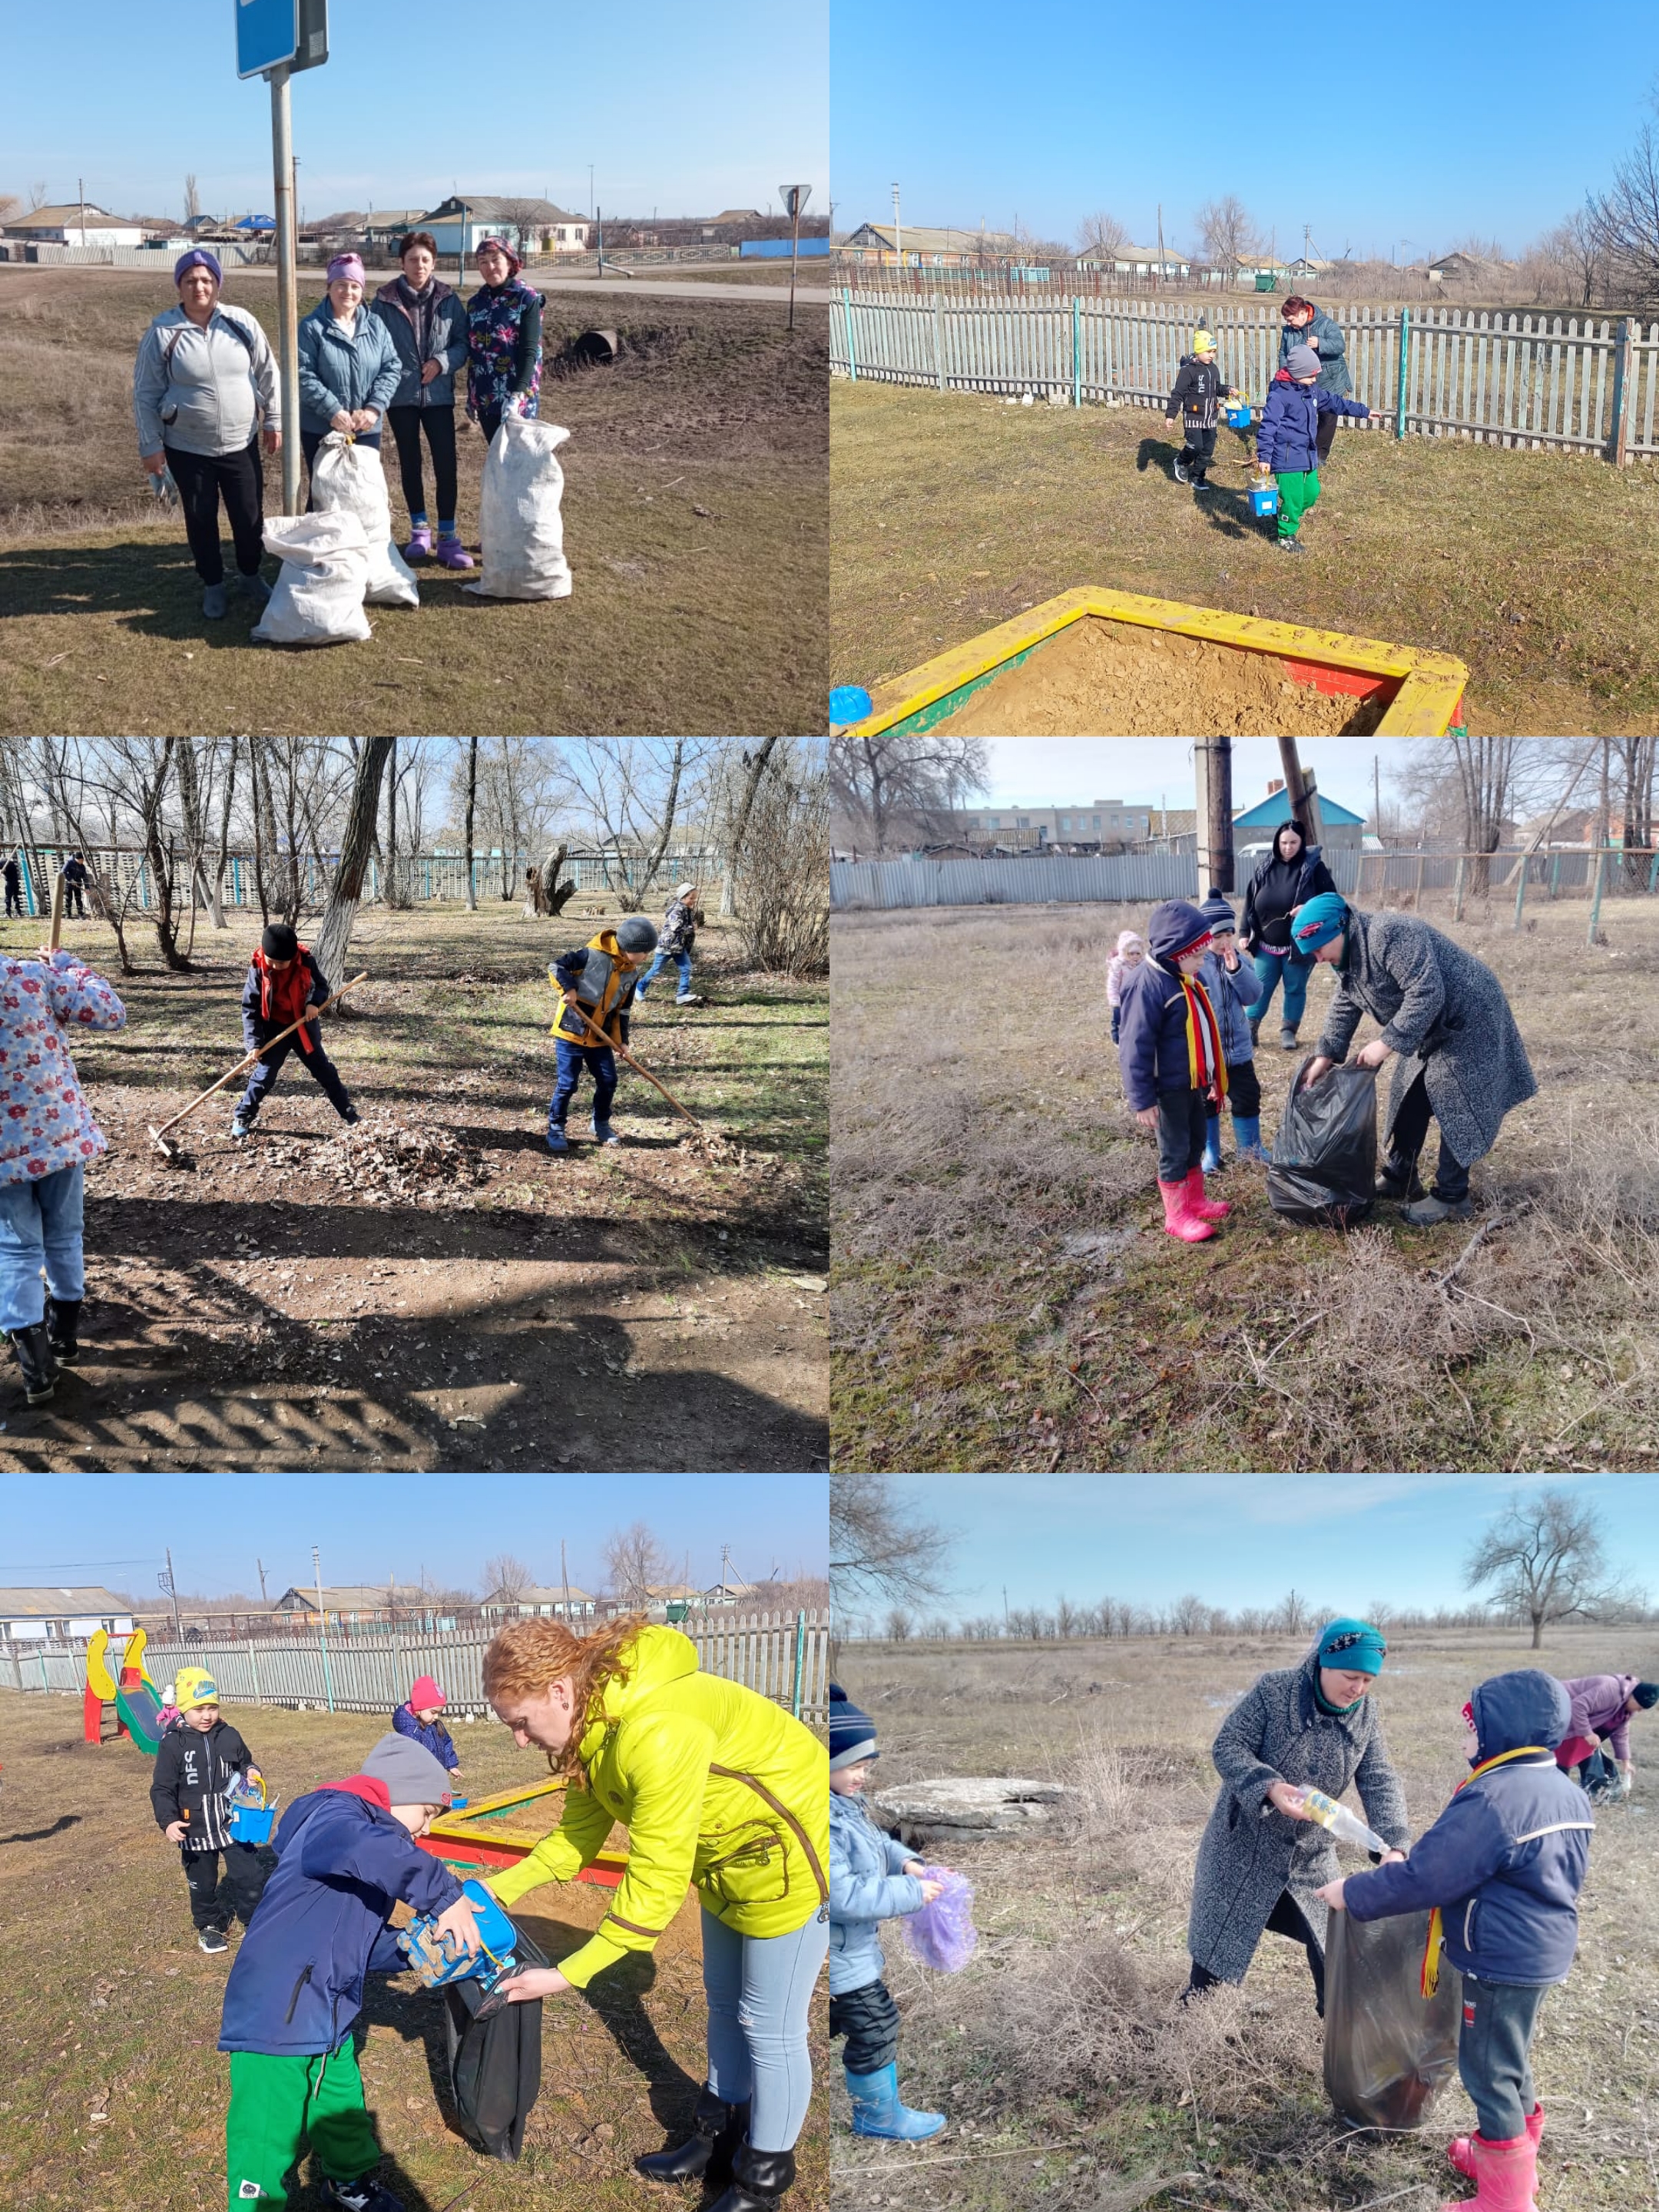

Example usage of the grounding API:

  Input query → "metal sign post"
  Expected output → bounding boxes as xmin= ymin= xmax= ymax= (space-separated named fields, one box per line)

xmin=236 ymin=2 xmax=328 ymax=514
xmin=780 ymin=182 xmax=810 ymax=332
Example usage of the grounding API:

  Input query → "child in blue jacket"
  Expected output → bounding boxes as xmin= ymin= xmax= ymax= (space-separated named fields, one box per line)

xmin=1196 ymin=892 xmax=1266 ymax=1169
xmin=219 ymin=1731 xmax=484 ymax=2212
xmin=1116 ymin=900 xmax=1231 ymax=1243
xmin=1254 ymin=343 xmax=1370 ymax=550
xmin=1317 ymin=1671 xmax=1594 ymax=2212
xmin=830 ymin=1683 xmax=948 ymax=2142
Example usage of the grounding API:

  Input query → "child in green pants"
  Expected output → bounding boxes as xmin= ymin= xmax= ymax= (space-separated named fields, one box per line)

xmin=218 ymin=1732 xmax=483 ymax=2210
xmin=1253 ymin=343 xmax=1370 ymax=551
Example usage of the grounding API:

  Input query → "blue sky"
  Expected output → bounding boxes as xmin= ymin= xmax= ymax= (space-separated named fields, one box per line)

xmin=0 ymin=1475 xmax=826 ymax=1601
xmin=976 ymin=739 xmax=1432 ymax=811
xmin=3 ymin=1 xmax=826 ymax=223
xmin=833 ymin=3 xmax=1651 ymax=256
xmin=886 ymin=1475 xmax=1659 ymax=1616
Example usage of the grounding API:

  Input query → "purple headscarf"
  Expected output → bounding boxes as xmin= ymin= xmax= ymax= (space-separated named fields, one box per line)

xmin=326 ymin=253 xmax=366 ymax=286
xmin=174 ymin=248 xmax=223 ymax=286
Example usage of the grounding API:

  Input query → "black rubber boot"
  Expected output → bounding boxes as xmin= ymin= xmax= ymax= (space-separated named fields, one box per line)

xmin=636 ymin=2088 xmax=750 ymax=2185
xmin=1374 ymin=1151 xmax=1426 ymax=1202
xmin=1247 ymin=1017 xmax=1261 ymax=1047
xmin=46 ymin=1296 xmax=81 ymax=1364
xmin=10 ymin=1321 xmax=60 ymax=1405
xmin=706 ymin=2144 xmax=796 ymax=2212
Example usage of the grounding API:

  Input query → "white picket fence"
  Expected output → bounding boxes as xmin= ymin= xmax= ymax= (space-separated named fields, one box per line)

xmin=833 ymin=291 xmax=1659 ymax=462
xmin=0 ymin=1610 xmax=830 ymax=1723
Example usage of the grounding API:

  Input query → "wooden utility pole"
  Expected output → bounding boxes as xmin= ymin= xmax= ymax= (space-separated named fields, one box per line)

xmin=1276 ymin=740 xmax=1326 ymax=845
xmin=1194 ymin=738 xmax=1234 ymax=897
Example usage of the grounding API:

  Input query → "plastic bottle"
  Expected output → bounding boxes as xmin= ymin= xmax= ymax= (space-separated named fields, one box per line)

xmin=1293 ymin=1786 xmax=1389 ymax=1856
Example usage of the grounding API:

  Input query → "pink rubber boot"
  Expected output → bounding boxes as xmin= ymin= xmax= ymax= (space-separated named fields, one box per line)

xmin=1184 ymin=1167 xmax=1230 ymax=1221
xmin=1450 ymin=2105 xmax=1542 ymax=2184
xmin=1158 ymin=1179 xmax=1214 ymax=1243
xmin=1441 ymin=2131 xmax=1537 ymax=2212
xmin=435 ymin=535 xmax=475 ymax=571
xmin=404 ymin=524 xmax=434 ymax=561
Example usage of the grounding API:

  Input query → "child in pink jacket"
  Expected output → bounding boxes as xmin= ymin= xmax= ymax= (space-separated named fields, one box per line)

xmin=0 ymin=943 xmax=127 ymax=1403
xmin=1106 ymin=929 xmax=1145 ymax=1045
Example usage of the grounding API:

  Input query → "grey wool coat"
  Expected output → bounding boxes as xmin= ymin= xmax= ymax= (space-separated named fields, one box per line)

xmin=1316 ymin=908 xmax=1538 ymax=1168
xmin=1187 ymin=1653 xmax=1410 ymax=1982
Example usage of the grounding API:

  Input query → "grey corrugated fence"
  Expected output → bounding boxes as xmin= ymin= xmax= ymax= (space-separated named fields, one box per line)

xmin=832 ymin=847 xmax=1659 ymax=912
xmin=833 ymin=291 xmax=1659 ymax=463
xmin=0 ymin=1610 xmax=830 ymax=1724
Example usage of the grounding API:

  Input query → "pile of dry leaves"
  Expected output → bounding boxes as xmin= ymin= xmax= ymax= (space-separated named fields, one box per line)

xmin=263 ymin=1114 xmax=489 ymax=1205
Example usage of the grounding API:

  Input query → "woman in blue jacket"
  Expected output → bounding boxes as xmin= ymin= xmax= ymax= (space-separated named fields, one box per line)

xmin=1320 ymin=1671 xmax=1594 ymax=2212
xmin=296 ymin=253 xmax=402 ymax=505
xmin=1254 ymin=343 xmax=1369 ymax=549
xmin=371 ymin=230 xmax=473 ymax=568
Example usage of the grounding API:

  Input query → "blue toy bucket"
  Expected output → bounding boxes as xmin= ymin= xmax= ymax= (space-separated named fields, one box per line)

xmin=1225 ymin=403 xmax=1253 ymax=431
xmin=1250 ymin=483 xmax=1280 ymax=518
xmin=227 ymin=1777 xmax=276 ymax=1844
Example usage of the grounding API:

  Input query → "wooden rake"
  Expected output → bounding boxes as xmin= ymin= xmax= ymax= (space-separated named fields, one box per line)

xmin=149 ymin=971 xmax=370 ymax=1161
xmin=559 ymin=992 xmax=706 ymax=1135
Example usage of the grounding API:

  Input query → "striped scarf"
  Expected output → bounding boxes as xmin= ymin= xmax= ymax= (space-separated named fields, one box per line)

xmin=1179 ymin=974 xmax=1228 ymax=1101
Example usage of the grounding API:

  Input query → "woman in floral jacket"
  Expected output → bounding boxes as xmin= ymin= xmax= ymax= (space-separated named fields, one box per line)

xmin=0 ymin=939 xmax=127 ymax=1403
xmin=465 ymin=236 xmax=545 ymax=443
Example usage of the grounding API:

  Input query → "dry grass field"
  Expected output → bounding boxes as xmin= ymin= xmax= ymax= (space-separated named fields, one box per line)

xmin=830 ymin=381 xmax=1659 ymax=736
xmin=830 ymin=893 xmax=1659 ymax=1474
xmin=831 ymin=1623 xmax=1659 ymax=2212
xmin=0 ymin=1689 xmax=830 ymax=2212
xmin=0 ymin=267 xmax=826 ymax=737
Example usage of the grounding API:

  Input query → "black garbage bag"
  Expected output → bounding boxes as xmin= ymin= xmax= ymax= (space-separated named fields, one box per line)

xmin=1323 ymin=1906 xmax=1461 ymax=2131
xmin=442 ymin=1920 xmax=548 ymax=2160
xmin=1267 ymin=1058 xmax=1378 ymax=1226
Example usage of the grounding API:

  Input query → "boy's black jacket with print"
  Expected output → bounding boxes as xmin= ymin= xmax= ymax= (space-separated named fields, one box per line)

xmin=151 ymin=1720 xmax=257 ymax=1850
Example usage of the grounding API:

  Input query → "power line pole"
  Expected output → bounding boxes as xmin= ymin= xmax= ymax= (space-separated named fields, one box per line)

xmin=891 ymin=180 xmax=902 ymax=270
xmin=1194 ymin=738 xmax=1234 ymax=897
xmin=256 ymin=1557 xmax=268 ymax=1604
xmin=561 ymin=1537 xmax=571 ymax=1617
xmin=162 ymin=1546 xmax=182 ymax=1637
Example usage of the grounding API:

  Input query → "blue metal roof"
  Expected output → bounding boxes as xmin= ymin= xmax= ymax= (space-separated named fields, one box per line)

xmin=1233 ymin=789 xmax=1365 ymax=827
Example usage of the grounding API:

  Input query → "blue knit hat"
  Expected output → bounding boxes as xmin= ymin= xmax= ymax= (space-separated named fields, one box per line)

xmin=1316 ymin=1618 xmax=1387 ymax=1674
xmin=830 ymin=1681 xmax=878 ymax=1770
xmin=1199 ymin=891 xmax=1238 ymax=936
xmin=1291 ymin=891 xmax=1349 ymax=954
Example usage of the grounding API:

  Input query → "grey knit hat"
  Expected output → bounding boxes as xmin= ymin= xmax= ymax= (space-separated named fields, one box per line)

xmin=1286 ymin=344 xmax=1321 ymax=379
xmin=358 ymin=1731 xmax=454 ymax=1805
xmin=1199 ymin=891 xmax=1238 ymax=936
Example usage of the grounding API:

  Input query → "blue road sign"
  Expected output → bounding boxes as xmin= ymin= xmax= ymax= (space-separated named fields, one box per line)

xmin=235 ymin=0 xmax=300 ymax=78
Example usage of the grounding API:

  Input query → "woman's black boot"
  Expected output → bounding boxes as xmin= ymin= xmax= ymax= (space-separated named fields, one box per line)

xmin=9 ymin=1322 xmax=59 ymax=1405
xmin=46 ymin=1296 xmax=82 ymax=1363
xmin=636 ymin=2087 xmax=748 ymax=2184
xmin=707 ymin=2144 xmax=796 ymax=2212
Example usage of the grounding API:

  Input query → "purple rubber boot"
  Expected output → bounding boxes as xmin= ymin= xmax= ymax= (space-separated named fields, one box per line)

xmin=435 ymin=535 xmax=475 ymax=571
xmin=404 ymin=525 xmax=434 ymax=561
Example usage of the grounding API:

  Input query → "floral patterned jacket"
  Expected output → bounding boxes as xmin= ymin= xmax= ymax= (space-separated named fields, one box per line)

xmin=0 ymin=952 xmax=127 ymax=1185
xmin=465 ymin=278 xmax=544 ymax=419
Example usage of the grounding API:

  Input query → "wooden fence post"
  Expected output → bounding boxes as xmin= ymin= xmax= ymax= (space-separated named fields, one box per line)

xmin=1588 ymin=847 xmax=1607 ymax=945
xmin=1396 ymin=308 xmax=1410 ymax=440
xmin=842 ymin=288 xmax=857 ymax=382
xmin=1513 ymin=854 xmax=1528 ymax=930
xmin=1452 ymin=855 xmax=1467 ymax=922
xmin=931 ymin=294 xmax=945 ymax=392
xmin=1608 ymin=318 xmax=1633 ymax=465
xmin=1072 ymin=295 xmax=1081 ymax=409
xmin=1548 ymin=851 xmax=1561 ymax=899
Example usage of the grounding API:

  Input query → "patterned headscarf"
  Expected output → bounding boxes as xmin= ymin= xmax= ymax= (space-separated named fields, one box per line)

xmin=475 ymin=235 xmax=523 ymax=278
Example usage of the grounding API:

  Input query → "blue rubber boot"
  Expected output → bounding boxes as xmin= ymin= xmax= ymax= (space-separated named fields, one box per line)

xmin=1201 ymin=1113 xmax=1224 ymax=1174
xmin=1233 ymin=1113 xmax=1266 ymax=1162
xmin=546 ymin=1123 xmax=569 ymax=1155
xmin=845 ymin=2063 xmax=945 ymax=2141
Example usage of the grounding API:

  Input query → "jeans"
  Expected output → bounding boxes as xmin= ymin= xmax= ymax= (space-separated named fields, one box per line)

xmin=550 ymin=1038 xmax=617 ymax=1129
xmin=701 ymin=1906 xmax=828 ymax=2154
xmin=1156 ymin=1086 xmax=1208 ymax=1182
xmin=1459 ymin=1975 xmax=1547 ymax=2142
xmin=1386 ymin=1068 xmax=1471 ymax=1202
xmin=164 ymin=436 xmax=265 ymax=585
xmin=300 ymin=427 xmax=382 ymax=512
xmin=636 ymin=949 xmax=693 ymax=999
xmin=0 ymin=1161 xmax=84 ymax=1333
xmin=182 ymin=1839 xmax=270 ymax=1931
xmin=237 ymin=1034 xmax=355 ymax=1123
xmin=1250 ymin=947 xmax=1314 ymax=1031
xmin=386 ymin=402 xmax=459 ymax=525
xmin=829 ymin=1974 xmax=900 ymax=2074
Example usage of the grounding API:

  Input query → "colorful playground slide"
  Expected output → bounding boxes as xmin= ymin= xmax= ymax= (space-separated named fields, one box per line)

xmin=84 ymin=1626 xmax=167 ymax=1755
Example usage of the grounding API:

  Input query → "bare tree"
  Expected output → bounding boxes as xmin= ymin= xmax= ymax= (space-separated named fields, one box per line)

xmin=314 ymin=739 xmax=394 ymax=984
xmin=28 ymin=181 xmax=48 ymax=211
xmin=1076 ymin=210 xmax=1129 ymax=261
xmin=1275 ymin=1588 xmax=1312 ymax=1637
xmin=184 ymin=174 xmax=201 ymax=225
xmin=482 ymin=1552 xmax=536 ymax=1603
xmin=1195 ymin=194 xmax=1263 ymax=278
xmin=883 ymin=1605 xmax=914 ymax=1641
xmin=830 ymin=733 xmax=988 ymax=853
xmin=462 ymin=737 xmax=478 ymax=911
xmin=1587 ymin=121 xmax=1659 ymax=308
xmin=601 ymin=1520 xmax=674 ymax=1607
xmin=495 ymin=197 xmax=550 ymax=257
xmin=1464 ymin=1488 xmax=1640 ymax=1647
xmin=831 ymin=1472 xmax=953 ymax=1608
xmin=727 ymin=738 xmax=827 ymax=975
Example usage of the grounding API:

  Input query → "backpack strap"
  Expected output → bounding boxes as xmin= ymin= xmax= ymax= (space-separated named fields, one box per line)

xmin=160 ymin=310 xmax=258 ymax=379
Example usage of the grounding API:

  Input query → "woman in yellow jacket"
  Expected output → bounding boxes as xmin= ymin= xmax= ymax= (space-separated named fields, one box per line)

xmin=482 ymin=1614 xmax=829 ymax=2212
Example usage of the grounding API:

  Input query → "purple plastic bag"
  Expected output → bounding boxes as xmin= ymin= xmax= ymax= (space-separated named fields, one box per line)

xmin=901 ymin=1866 xmax=977 ymax=1973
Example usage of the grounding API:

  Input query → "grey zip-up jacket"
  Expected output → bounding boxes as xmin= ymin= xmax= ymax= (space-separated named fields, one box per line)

xmin=133 ymin=304 xmax=280 ymax=459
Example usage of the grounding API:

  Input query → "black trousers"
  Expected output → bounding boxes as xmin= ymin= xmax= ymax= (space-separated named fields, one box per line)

xmin=829 ymin=1976 xmax=900 ymax=2074
xmin=164 ymin=437 xmax=265 ymax=585
xmin=1179 ymin=426 xmax=1219 ymax=480
xmin=4 ymin=881 xmax=22 ymax=917
xmin=182 ymin=1841 xmax=270 ymax=1931
xmin=386 ymin=402 xmax=459 ymax=524
xmin=237 ymin=1032 xmax=355 ymax=1121
xmin=1386 ymin=1068 xmax=1471 ymax=1202
xmin=1316 ymin=408 xmax=1340 ymax=465
xmin=1156 ymin=1086 xmax=1209 ymax=1182
xmin=1224 ymin=1055 xmax=1262 ymax=1118
xmin=1186 ymin=1888 xmax=1326 ymax=2015
xmin=63 ymin=881 xmax=86 ymax=918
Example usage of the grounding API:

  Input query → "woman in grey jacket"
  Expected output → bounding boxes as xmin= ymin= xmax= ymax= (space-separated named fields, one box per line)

xmin=133 ymin=249 xmax=281 ymax=619
xmin=1186 ymin=1621 xmax=1409 ymax=2015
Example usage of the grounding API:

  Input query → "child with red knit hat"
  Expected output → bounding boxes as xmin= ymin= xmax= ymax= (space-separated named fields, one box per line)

xmin=1115 ymin=900 xmax=1232 ymax=1243
xmin=391 ymin=1674 xmax=462 ymax=1784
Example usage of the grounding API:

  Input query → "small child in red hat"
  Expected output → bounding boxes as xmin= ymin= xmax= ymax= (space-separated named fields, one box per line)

xmin=390 ymin=1674 xmax=462 ymax=1784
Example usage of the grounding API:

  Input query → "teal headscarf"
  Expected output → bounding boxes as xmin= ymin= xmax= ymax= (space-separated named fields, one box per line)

xmin=1291 ymin=891 xmax=1349 ymax=955
xmin=1316 ymin=1617 xmax=1387 ymax=1674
